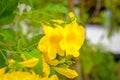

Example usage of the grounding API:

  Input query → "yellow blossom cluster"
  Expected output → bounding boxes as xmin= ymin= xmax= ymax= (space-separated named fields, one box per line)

xmin=0 ymin=67 xmax=58 ymax=80
xmin=37 ymin=12 xmax=85 ymax=79
xmin=38 ymin=12 xmax=85 ymax=60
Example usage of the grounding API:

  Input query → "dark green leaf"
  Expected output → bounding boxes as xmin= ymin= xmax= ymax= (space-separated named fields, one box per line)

xmin=0 ymin=0 xmax=18 ymax=18
xmin=0 ymin=14 xmax=14 ymax=25
xmin=0 ymin=29 xmax=15 ymax=42
xmin=0 ymin=0 xmax=18 ymax=25
xmin=0 ymin=51 xmax=7 ymax=68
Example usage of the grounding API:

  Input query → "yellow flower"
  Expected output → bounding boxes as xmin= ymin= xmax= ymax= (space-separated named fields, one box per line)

xmin=0 ymin=71 xmax=40 ymax=80
xmin=38 ymin=25 xmax=64 ymax=60
xmin=49 ymin=75 xmax=59 ymax=80
xmin=60 ymin=12 xmax=85 ymax=57
xmin=42 ymin=56 xmax=59 ymax=80
xmin=40 ymin=75 xmax=59 ymax=80
xmin=48 ymin=59 xmax=59 ymax=66
xmin=8 ymin=59 xmax=15 ymax=67
xmin=21 ymin=53 xmax=27 ymax=61
xmin=0 ymin=69 xmax=59 ymax=80
xmin=42 ymin=52 xmax=59 ymax=67
xmin=0 ymin=58 xmax=59 ymax=80
xmin=0 ymin=67 xmax=6 ymax=76
xmin=38 ymin=12 xmax=85 ymax=59
xmin=52 ymin=20 xmax=64 ymax=24
xmin=54 ymin=67 xmax=78 ymax=78
xmin=43 ymin=57 xmax=50 ymax=77
xmin=20 ymin=57 xmax=39 ymax=67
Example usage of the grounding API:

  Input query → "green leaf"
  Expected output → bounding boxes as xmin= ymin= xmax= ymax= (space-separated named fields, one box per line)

xmin=0 ymin=0 xmax=18 ymax=25
xmin=0 ymin=33 xmax=4 ymax=41
xmin=22 ymin=51 xmax=33 ymax=59
xmin=0 ymin=50 xmax=8 ymax=68
xmin=30 ymin=49 xmax=43 ymax=75
xmin=23 ymin=49 xmax=43 ymax=75
xmin=17 ymin=39 xmax=23 ymax=51
xmin=12 ymin=53 xmax=22 ymax=62
xmin=0 ymin=29 xmax=15 ymax=42
xmin=0 ymin=0 xmax=18 ymax=17
xmin=82 ymin=57 xmax=93 ymax=75
xmin=43 ymin=4 xmax=68 ymax=14
xmin=0 ymin=14 xmax=14 ymax=25
xmin=49 ymin=67 xmax=56 ymax=77
xmin=33 ymin=0 xmax=44 ymax=8
xmin=28 ymin=34 xmax=44 ymax=49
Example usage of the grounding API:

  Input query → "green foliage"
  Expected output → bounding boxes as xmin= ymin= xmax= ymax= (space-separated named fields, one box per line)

xmin=23 ymin=49 xmax=43 ymax=75
xmin=20 ymin=0 xmax=34 ymax=7
xmin=28 ymin=34 xmax=44 ymax=49
xmin=0 ymin=51 xmax=7 ymax=68
xmin=0 ymin=0 xmax=18 ymax=17
xmin=0 ymin=27 xmax=44 ymax=74
xmin=0 ymin=14 xmax=15 ymax=25
xmin=0 ymin=0 xmax=19 ymax=25
xmin=80 ymin=41 xmax=117 ymax=80
xmin=0 ymin=29 xmax=15 ymax=42
xmin=0 ymin=29 xmax=16 ymax=55
xmin=49 ymin=67 xmax=56 ymax=77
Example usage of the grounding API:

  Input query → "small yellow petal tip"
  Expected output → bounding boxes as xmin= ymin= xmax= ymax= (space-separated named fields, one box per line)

xmin=69 ymin=12 xmax=75 ymax=18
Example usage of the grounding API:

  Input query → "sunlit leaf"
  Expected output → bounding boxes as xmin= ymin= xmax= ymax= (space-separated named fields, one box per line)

xmin=17 ymin=39 xmax=23 ymax=51
xmin=30 ymin=49 xmax=43 ymax=75
xmin=28 ymin=34 xmax=44 ymax=49
xmin=23 ymin=49 xmax=43 ymax=75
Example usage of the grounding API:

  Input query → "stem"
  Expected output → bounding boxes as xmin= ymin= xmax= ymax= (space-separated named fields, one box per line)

xmin=68 ymin=0 xmax=74 ymax=12
xmin=74 ymin=57 xmax=83 ymax=80
xmin=87 ymin=0 xmax=102 ymax=24
xmin=80 ymin=0 xmax=85 ymax=23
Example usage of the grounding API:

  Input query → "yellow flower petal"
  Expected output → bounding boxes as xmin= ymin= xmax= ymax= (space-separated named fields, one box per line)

xmin=43 ymin=57 xmax=50 ymax=77
xmin=0 ymin=71 xmax=40 ymax=80
xmin=48 ymin=59 xmax=59 ymax=66
xmin=38 ymin=25 xmax=64 ymax=60
xmin=48 ymin=46 xmax=57 ymax=60
xmin=69 ymin=12 xmax=75 ymax=19
xmin=0 ymin=67 xmax=6 ymax=76
xmin=43 ymin=25 xmax=54 ymax=36
xmin=38 ymin=36 xmax=49 ymax=53
xmin=52 ymin=20 xmax=64 ymax=24
xmin=66 ymin=49 xmax=79 ymax=57
xmin=54 ymin=67 xmax=78 ymax=78
xmin=20 ymin=58 xmax=39 ymax=67
xmin=21 ymin=53 xmax=27 ymax=61
xmin=8 ymin=59 xmax=15 ymax=67
xmin=60 ymin=19 xmax=85 ymax=57
xmin=50 ymin=75 xmax=59 ymax=80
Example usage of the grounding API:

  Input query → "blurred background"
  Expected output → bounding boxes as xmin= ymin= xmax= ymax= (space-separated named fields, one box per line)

xmin=0 ymin=0 xmax=120 ymax=80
